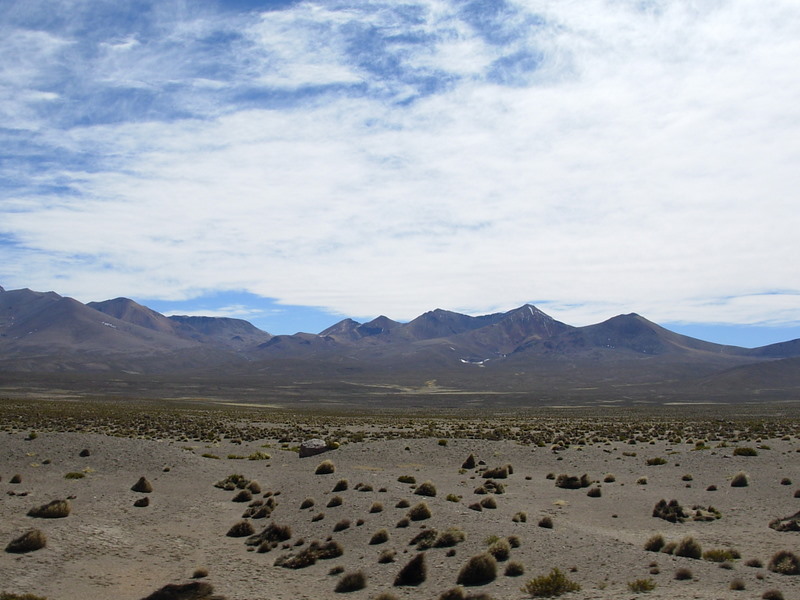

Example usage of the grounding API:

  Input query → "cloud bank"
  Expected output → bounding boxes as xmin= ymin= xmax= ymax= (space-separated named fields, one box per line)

xmin=1 ymin=0 xmax=799 ymax=328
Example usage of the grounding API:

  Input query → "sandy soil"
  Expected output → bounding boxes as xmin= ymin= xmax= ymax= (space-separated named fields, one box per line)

xmin=1 ymin=429 xmax=799 ymax=599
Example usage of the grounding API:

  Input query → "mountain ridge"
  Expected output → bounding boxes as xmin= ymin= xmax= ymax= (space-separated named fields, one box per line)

xmin=1 ymin=284 xmax=799 ymax=404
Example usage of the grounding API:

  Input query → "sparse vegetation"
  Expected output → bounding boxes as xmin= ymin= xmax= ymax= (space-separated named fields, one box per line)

xmin=627 ymin=579 xmax=656 ymax=592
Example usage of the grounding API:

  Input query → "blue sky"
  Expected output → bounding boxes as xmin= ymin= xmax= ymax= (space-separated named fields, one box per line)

xmin=1 ymin=0 xmax=799 ymax=347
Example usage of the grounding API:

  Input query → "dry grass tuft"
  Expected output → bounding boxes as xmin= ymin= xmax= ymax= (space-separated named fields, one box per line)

xmin=521 ymin=568 xmax=580 ymax=597
xmin=334 ymin=571 xmax=367 ymax=593
xmin=5 ymin=529 xmax=46 ymax=554
xmin=315 ymin=460 xmax=335 ymax=475
xmin=457 ymin=554 xmax=497 ymax=586
xmin=27 ymin=499 xmax=71 ymax=518
xmin=394 ymin=553 xmax=427 ymax=586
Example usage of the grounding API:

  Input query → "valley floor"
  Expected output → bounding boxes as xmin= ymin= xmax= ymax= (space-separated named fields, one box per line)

xmin=1 ymin=400 xmax=799 ymax=600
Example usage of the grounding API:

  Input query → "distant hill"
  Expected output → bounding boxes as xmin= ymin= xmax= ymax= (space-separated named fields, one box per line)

xmin=1 ymin=284 xmax=799 ymax=404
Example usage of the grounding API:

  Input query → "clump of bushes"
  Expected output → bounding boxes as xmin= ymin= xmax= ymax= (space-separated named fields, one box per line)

xmin=653 ymin=499 xmax=688 ymax=523
xmin=768 ymin=550 xmax=800 ymax=575
xmin=627 ymin=578 xmax=656 ymax=592
xmin=554 ymin=474 xmax=590 ymax=489
xmin=703 ymin=548 xmax=740 ymax=563
xmin=646 ymin=457 xmax=667 ymax=466
xmin=27 ymin=499 xmax=71 ymax=519
xmin=522 ymin=568 xmax=580 ymax=597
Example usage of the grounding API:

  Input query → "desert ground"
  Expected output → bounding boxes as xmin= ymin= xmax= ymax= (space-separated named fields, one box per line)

xmin=1 ymin=398 xmax=798 ymax=600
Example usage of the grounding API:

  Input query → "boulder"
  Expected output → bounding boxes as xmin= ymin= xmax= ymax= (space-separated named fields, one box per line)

xmin=299 ymin=438 xmax=330 ymax=458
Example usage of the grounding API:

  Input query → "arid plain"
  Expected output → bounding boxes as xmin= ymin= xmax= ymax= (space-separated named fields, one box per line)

xmin=1 ymin=399 xmax=799 ymax=600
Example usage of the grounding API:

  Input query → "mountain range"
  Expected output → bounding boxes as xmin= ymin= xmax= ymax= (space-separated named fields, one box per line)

xmin=1 ymin=285 xmax=799 ymax=406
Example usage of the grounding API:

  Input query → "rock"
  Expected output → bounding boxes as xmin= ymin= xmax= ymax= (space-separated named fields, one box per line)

xmin=299 ymin=439 xmax=330 ymax=458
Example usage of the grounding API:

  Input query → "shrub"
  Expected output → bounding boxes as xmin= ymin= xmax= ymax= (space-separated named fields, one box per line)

xmin=780 ymin=478 xmax=791 ymax=485
xmin=0 ymin=594 xmax=48 ymax=600
xmin=762 ymin=590 xmax=784 ymax=600
xmin=246 ymin=480 xmax=261 ymax=494
xmin=415 ymin=481 xmax=437 ymax=497
xmin=538 ymin=516 xmax=553 ymax=529
xmin=462 ymin=454 xmax=477 ymax=469
xmin=674 ymin=567 xmax=692 ymax=580
xmin=446 ymin=494 xmax=461 ymax=502
xmin=369 ymin=501 xmax=383 ymax=513
xmin=131 ymin=476 xmax=153 ymax=493
xmin=64 ymin=472 xmax=85 ymax=479
xmin=79 ymin=448 xmax=90 ymax=457
xmin=226 ymin=520 xmax=255 ymax=537
xmin=369 ymin=529 xmax=389 ymax=545
xmin=483 ymin=466 xmax=508 ymax=479
xmin=554 ymin=474 xmax=590 ymax=489
xmin=653 ymin=499 xmax=688 ymax=523
xmin=191 ymin=568 xmax=209 ymax=579
xmin=746 ymin=558 xmax=763 ymax=568
xmin=768 ymin=550 xmax=800 ymax=575
xmin=674 ymin=536 xmax=702 ymax=559
xmin=408 ymin=502 xmax=432 ymax=521
xmin=5 ymin=529 xmax=47 ymax=553
xmin=522 ymin=568 xmax=580 ymax=597
xmin=703 ymin=548 xmax=740 ymax=563
xmin=9 ymin=474 xmax=21 ymax=484
xmin=438 ymin=439 xmax=448 ymax=446
xmin=457 ymin=554 xmax=497 ymax=586
xmin=395 ymin=499 xmax=410 ymax=508
xmin=134 ymin=497 xmax=150 ymax=507
xmin=733 ymin=447 xmax=758 ymax=456
xmin=140 ymin=582 xmax=216 ymax=600
xmin=398 ymin=475 xmax=416 ymax=484
xmin=332 ymin=478 xmax=348 ymax=491
xmin=508 ymin=535 xmax=521 ymax=549
xmin=730 ymin=578 xmax=745 ymax=590
xmin=434 ymin=528 xmax=466 ymax=548
xmin=603 ymin=473 xmax=616 ymax=483
xmin=316 ymin=460 xmax=335 ymax=475
xmin=335 ymin=570 xmax=367 ymax=593
xmin=646 ymin=457 xmax=667 ymax=466
xmin=327 ymin=496 xmax=343 ymax=508
xmin=586 ymin=487 xmax=601 ymax=498
xmin=232 ymin=489 xmax=252 ymax=502
xmin=512 ymin=511 xmax=527 ymax=523
xmin=627 ymin=579 xmax=656 ymax=592
xmin=730 ymin=471 xmax=749 ymax=487
xmin=333 ymin=519 xmax=350 ymax=532
xmin=28 ymin=499 xmax=71 ymax=518
xmin=396 ymin=517 xmax=410 ymax=528
xmin=394 ymin=553 xmax=427 ymax=586
xmin=488 ymin=539 xmax=511 ymax=562
xmin=300 ymin=497 xmax=315 ymax=509
xmin=378 ymin=549 xmax=397 ymax=563
xmin=480 ymin=496 xmax=497 ymax=509
xmin=505 ymin=561 xmax=525 ymax=577
xmin=644 ymin=534 xmax=665 ymax=552
xmin=374 ymin=594 xmax=398 ymax=600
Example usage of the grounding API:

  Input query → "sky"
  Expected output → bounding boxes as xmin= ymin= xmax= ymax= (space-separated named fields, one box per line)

xmin=1 ymin=0 xmax=799 ymax=347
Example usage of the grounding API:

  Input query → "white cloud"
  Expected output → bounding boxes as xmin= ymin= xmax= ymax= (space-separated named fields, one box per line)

xmin=1 ymin=0 xmax=799 ymax=329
